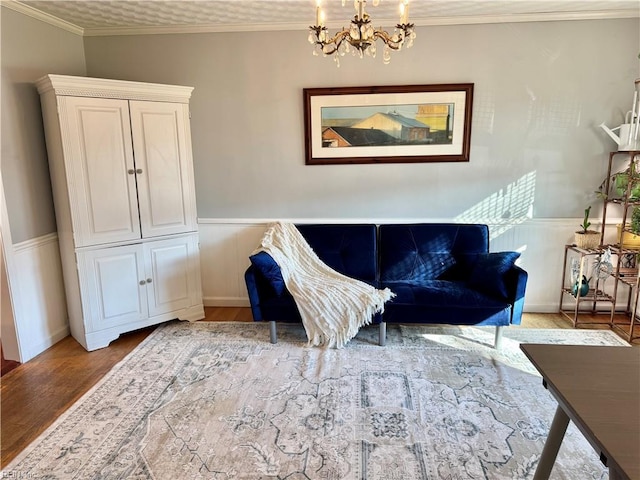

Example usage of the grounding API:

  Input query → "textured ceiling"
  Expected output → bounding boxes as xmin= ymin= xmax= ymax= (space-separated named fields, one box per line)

xmin=8 ymin=0 xmax=640 ymax=36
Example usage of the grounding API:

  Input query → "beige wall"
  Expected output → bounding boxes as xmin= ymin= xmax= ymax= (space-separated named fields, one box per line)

xmin=1 ymin=6 xmax=85 ymax=243
xmin=84 ymin=19 xmax=639 ymax=222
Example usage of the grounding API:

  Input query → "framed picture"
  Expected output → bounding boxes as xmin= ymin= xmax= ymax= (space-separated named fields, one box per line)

xmin=303 ymin=83 xmax=474 ymax=165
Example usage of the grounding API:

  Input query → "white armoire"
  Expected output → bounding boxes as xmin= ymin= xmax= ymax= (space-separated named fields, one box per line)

xmin=36 ymin=74 xmax=205 ymax=351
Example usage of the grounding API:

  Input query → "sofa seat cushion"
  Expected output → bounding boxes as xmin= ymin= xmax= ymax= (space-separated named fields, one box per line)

xmin=381 ymin=280 xmax=511 ymax=326
xmin=384 ymin=280 xmax=506 ymax=307
xmin=258 ymin=293 xmax=304 ymax=323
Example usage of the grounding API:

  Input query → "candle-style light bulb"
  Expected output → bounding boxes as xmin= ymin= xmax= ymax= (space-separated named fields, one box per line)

xmin=316 ymin=0 xmax=321 ymax=25
xmin=399 ymin=3 xmax=405 ymax=23
xmin=404 ymin=1 xmax=410 ymax=23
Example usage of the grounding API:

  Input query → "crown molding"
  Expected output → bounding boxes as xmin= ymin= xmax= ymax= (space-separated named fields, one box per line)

xmin=35 ymin=74 xmax=193 ymax=103
xmin=82 ymin=9 xmax=640 ymax=37
xmin=3 ymin=0 xmax=638 ymax=38
xmin=420 ymin=9 xmax=640 ymax=26
xmin=2 ymin=0 xmax=84 ymax=36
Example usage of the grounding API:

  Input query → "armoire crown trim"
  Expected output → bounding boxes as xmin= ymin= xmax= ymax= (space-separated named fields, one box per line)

xmin=35 ymin=74 xmax=193 ymax=104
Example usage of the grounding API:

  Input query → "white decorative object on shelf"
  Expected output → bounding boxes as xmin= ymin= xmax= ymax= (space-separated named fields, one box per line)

xmin=599 ymin=78 xmax=640 ymax=151
xmin=593 ymin=248 xmax=613 ymax=280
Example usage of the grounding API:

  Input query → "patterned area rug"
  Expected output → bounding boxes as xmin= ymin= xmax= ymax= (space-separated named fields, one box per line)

xmin=3 ymin=322 xmax=628 ymax=479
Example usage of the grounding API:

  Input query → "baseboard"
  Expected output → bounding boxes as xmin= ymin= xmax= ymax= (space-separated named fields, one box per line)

xmin=24 ymin=324 xmax=70 ymax=362
xmin=205 ymin=301 xmax=571 ymax=314
xmin=523 ymin=304 xmax=559 ymax=313
xmin=525 ymin=303 xmax=634 ymax=314
xmin=203 ymin=297 xmax=250 ymax=307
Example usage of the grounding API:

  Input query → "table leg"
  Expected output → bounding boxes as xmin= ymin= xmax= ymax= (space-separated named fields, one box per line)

xmin=609 ymin=468 xmax=620 ymax=480
xmin=533 ymin=405 xmax=571 ymax=480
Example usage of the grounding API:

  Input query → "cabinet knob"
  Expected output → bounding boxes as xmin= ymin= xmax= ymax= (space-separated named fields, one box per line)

xmin=136 ymin=168 xmax=143 ymax=174
xmin=146 ymin=278 xmax=152 ymax=284
xmin=139 ymin=280 xmax=146 ymax=286
xmin=128 ymin=169 xmax=135 ymax=175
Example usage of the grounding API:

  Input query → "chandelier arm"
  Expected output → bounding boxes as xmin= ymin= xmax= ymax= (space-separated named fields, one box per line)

xmin=372 ymin=30 xmax=402 ymax=50
xmin=311 ymin=28 xmax=353 ymax=55
xmin=372 ymin=23 xmax=414 ymax=51
xmin=324 ymin=29 xmax=352 ymax=48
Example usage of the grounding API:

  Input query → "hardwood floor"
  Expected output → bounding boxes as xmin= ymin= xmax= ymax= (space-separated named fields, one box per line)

xmin=0 ymin=346 xmax=20 ymax=377
xmin=0 ymin=326 xmax=155 ymax=469
xmin=0 ymin=307 xmax=250 ymax=468
xmin=0 ymin=308 xmax=636 ymax=468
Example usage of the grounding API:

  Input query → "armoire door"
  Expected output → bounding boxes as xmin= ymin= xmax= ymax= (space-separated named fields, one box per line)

xmin=144 ymin=235 xmax=197 ymax=317
xmin=57 ymin=96 xmax=141 ymax=247
xmin=129 ymin=101 xmax=198 ymax=239
xmin=78 ymin=244 xmax=148 ymax=333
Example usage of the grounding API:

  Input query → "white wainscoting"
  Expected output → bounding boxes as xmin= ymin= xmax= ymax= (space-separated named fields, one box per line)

xmin=198 ymin=222 xmax=267 ymax=307
xmin=9 ymin=220 xmax=630 ymax=362
xmin=13 ymin=233 xmax=69 ymax=362
xmin=198 ymin=218 xmax=631 ymax=313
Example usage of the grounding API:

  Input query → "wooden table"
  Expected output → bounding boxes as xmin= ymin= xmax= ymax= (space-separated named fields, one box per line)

xmin=520 ymin=344 xmax=640 ymax=480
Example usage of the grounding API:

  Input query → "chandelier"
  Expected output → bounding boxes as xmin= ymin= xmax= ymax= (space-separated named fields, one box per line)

xmin=309 ymin=0 xmax=416 ymax=66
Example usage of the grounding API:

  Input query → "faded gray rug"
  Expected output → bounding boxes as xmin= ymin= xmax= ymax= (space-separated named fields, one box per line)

xmin=3 ymin=322 xmax=629 ymax=479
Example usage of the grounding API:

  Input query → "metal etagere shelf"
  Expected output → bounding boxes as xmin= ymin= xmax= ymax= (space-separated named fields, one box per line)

xmin=559 ymin=151 xmax=640 ymax=343
xmin=559 ymin=245 xmax=617 ymax=327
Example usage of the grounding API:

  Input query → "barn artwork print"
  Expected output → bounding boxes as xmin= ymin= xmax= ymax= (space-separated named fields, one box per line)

xmin=320 ymin=103 xmax=454 ymax=148
xmin=304 ymin=84 xmax=473 ymax=165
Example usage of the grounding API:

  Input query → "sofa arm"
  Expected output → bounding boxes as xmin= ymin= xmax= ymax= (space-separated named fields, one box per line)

xmin=244 ymin=266 xmax=263 ymax=321
xmin=507 ymin=265 xmax=528 ymax=325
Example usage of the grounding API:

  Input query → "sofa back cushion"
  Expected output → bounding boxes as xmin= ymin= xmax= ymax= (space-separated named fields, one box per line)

xmin=379 ymin=224 xmax=489 ymax=282
xmin=297 ymin=224 xmax=378 ymax=284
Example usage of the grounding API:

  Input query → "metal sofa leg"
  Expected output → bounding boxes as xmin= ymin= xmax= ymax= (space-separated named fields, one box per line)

xmin=269 ymin=321 xmax=278 ymax=344
xmin=494 ymin=326 xmax=503 ymax=349
xmin=379 ymin=322 xmax=386 ymax=346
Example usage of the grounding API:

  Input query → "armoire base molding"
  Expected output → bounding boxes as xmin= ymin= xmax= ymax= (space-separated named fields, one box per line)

xmin=80 ymin=304 xmax=206 ymax=351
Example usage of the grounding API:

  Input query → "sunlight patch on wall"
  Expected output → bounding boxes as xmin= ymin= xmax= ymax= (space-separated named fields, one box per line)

xmin=472 ymin=90 xmax=495 ymax=135
xmin=454 ymin=171 xmax=536 ymax=241
xmin=526 ymin=89 xmax=582 ymax=136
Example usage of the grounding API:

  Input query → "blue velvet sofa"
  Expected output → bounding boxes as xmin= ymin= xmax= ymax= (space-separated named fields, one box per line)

xmin=244 ymin=223 xmax=528 ymax=348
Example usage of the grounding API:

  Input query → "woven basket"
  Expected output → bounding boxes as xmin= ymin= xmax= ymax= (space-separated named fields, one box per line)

xmin=574 ymin=231 xmax=600 ymax=250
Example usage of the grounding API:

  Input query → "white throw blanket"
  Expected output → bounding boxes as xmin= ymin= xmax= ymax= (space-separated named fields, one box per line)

xmin=253 ymin=222 xmax=395 ymax=348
